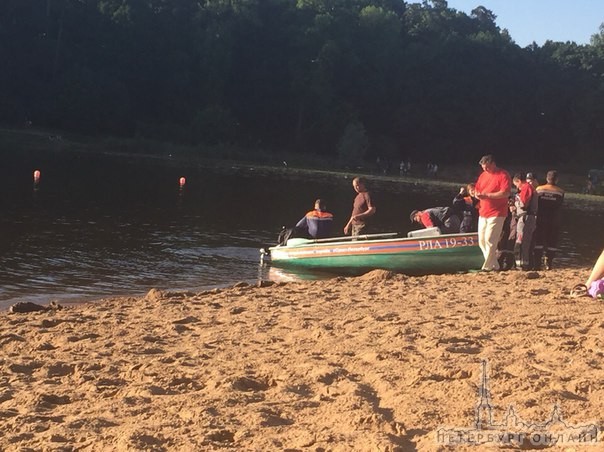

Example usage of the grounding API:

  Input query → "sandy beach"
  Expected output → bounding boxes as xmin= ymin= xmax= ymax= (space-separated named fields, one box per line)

xmin=1 ymin=267 xmax=603 ymax=451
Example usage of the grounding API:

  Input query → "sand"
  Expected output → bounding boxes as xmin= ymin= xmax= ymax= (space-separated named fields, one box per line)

xmin=1 ymin=267 xmax=603 ymax=451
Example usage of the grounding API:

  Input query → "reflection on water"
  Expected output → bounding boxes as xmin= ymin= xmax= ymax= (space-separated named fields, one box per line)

xmin=0 ymin=150 xmax=601 ymax=309
xmin=261 ymin=263 xmax=337 ymax=284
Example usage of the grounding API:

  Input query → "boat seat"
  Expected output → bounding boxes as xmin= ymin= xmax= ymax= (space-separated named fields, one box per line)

xmin=407 ymin=227 xmax=441 ymax=238
xmin=286 ymin=238 xmax=311 ymax=246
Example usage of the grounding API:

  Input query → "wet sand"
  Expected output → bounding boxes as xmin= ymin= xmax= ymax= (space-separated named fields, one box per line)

xmin=1 ymin=267 xmax=603 ymax=451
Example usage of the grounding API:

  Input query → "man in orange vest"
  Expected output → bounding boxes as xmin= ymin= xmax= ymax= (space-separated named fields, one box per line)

xmin=296 ymin=199 xmax=334 ymax=239
xmin=533 ymin=170 xmax=565 ymax=270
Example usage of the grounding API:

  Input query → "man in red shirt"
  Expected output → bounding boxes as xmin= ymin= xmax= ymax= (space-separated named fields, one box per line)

xmin=474 ymin=155 xmax=512 ymax=271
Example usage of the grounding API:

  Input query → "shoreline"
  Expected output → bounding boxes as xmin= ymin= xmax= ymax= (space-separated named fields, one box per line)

xmin=2 ymin=126 xmax=603 ymax=315
xmin=2 ymin=267 xmax=603 ymax=450
xmin=3 ymin=126 xmax=604 ymax=202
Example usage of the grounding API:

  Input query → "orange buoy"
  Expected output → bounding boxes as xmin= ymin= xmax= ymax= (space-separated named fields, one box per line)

xmin=33 ymin=169 xmax=41 ymax=182
xmin=179 ymin=177 xmax=186 ymax=187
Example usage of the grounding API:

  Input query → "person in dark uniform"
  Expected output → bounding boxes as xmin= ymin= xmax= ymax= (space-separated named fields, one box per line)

xmin=533 ymin=170 xmax=565 ymax=270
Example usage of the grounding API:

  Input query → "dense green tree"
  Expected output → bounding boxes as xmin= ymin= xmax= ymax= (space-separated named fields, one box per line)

xmin=1 ymin=0 xmax=603 ymax=165
xmin=337 ymin=120 xmax=369 ymax=165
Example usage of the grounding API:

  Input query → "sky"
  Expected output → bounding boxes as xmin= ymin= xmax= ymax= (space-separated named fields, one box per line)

xmin=441 ymin=0 xmax=604 ymax=47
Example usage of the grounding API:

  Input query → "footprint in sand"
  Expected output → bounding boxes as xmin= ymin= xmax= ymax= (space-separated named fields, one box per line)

xmin=35 ymin=342 xmax=57 ymax=351
xmin=138 ymin=347 xmax=165 ymax=355
xmin=122 ymin=432 xmax=168 ymax=451
xmin=257 ymin=407 xmax=294 ymax=427
xmin=166 ymin=376 xmax=205 ymax=393
xmin=285 ymin=384 xmax=314 ymax=397
xmin=437 ymin=337 xmax=483 ymax=354
xmin=95 ymin=378 xmax=126 ymax=392
xmin=205 ymin=429 xmax=235 ymax=444
xmin=0 ymin=334 xmax=26 ymax=346
xmin=173 ymin=324 xmax=192 ymax=334
xmin=35 ymin=394 xmax=71 ymax=412
xmin=0 ymin=408 xmax=19 ymax=419
xmin=66 ymin=333 xmax=100 ymax=342
xmin=45 ymin=362 xmax=75 ymax=378
xmin=312 ymin=366 xmax=346 ymax=385
xmin=141 ymin=335 xmax=164 ymax=343
xmin=66 ymin=417 xmax=119 ymax=430
xmin=39 ymin=318 xmax=64 ymax=328
xmin=231 ymin=376 xmax=272 ymax=392
xmin=8 ymin=361 xmax=43 ymax=375
xmin=7 ymin=433 xmax=34 ymax=444
xmin=172 ymin=316 xmax=200 ymax=325
xmin=145 ymin=385 xmax=168 ymax=396
xmin=0 ymin=390 xmax=13 ymax=403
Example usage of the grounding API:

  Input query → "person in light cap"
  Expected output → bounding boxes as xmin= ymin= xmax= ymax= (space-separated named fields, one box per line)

xmin=526 ymin=172 xmax=539 ymax=189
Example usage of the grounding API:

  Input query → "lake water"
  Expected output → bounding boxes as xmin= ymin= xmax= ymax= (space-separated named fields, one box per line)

xmin=1 ymin=149 xmax=601 ymax=309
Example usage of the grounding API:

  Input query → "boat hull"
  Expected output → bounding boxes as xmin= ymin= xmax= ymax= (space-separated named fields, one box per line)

xmin=268 ymin=232 xmax=483 ymax=275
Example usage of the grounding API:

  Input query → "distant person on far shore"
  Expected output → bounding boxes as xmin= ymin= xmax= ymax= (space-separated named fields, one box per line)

xmin=533 ymin=170 xmax=565 ymax=270
xmin=295 ymin=199 xmax=333 ymax=239
xmin=585 ymin=177 xmax=594 ymax=195
xmin=585 ymin=170 xmax=599 ymax=194
xmin=344 ymin=177 xmax=376 ymax=236
xmin=474 ymin=154 xmax=512 ymax=271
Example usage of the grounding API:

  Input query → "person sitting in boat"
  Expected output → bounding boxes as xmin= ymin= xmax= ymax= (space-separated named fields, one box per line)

xmin=295 ymin=198 xmax=334 ymax=239
xmin=452 ymin=183 xmax=479 ymax=233
xmin=410 ymin=207 xmax=461 ymax=234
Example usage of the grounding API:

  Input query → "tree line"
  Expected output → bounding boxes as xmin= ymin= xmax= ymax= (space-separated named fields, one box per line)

xmin=2 ymin=0 xmax=604 ymax=166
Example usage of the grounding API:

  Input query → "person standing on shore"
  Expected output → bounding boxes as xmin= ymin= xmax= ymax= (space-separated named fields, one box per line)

xmin=474 ymin=154 xmax=512 ymax=271
xmin=344 ymin=177 xmax=376 ymax=236
xmin=512 ymin=173 xmax=538 ymax=270
xmin=533 ymin=170 xmax=565 ymax=269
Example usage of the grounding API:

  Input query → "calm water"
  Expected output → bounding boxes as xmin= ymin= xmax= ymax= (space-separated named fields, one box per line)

xmin=0 ymin=149 xmax=601 ymax=309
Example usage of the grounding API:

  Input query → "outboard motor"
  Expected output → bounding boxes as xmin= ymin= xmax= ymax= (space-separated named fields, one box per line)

xmin=259 ymin=247 xmax=270 ymax=265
